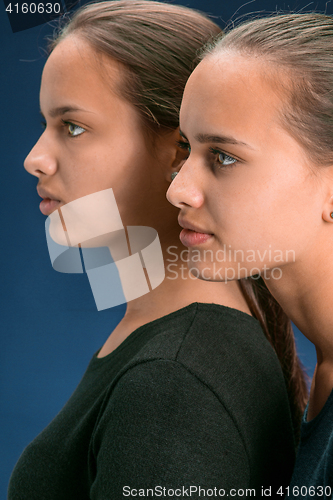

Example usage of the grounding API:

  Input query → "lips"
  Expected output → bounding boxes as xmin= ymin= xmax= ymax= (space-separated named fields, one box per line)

xmin=37 ymin=186 xmax=61 ymax=216
xmin=178 ymin=217 xmax=213 ymax=247
xmin=39 ymin=198 xmax=61 ymax=216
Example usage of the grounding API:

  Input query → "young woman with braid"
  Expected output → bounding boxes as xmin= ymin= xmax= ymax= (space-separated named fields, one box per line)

xmin=168 ymin=12 xmax=333 ymax=497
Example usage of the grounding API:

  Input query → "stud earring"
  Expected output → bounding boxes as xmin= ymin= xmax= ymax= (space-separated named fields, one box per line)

xmin=330 ymin=212 xmax=333 ymax=219
xmin=171 ymin=172 xmax=178 ymax=181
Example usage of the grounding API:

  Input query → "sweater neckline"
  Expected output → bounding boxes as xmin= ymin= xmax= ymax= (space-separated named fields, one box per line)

xmin=91 ymin=302 xmax=257 ymax=366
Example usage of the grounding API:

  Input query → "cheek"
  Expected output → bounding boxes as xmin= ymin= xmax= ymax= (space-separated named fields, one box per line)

xmin=60 ymin=139 xmax=144 ymax=199
xmin=210 ymin=164 xmax=313 ymax=253
xmin=92 ymin=137 xmax=156 ymax=220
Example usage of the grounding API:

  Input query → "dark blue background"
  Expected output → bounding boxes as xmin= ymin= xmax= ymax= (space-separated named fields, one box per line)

xmin=1 ymin=0 xmax=324 ymax=496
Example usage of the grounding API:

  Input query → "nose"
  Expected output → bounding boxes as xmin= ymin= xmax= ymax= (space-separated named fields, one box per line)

xmin=166 ymin=156 xmax=204 ymax=209
xmin=24 ymin=133 xmax=57 ymax=178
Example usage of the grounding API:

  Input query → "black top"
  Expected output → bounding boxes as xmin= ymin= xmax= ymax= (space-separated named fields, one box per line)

xmin=8 ymin=303 xmax=295 ymax=499
xmin=286 ymin=389 xmax=333 ymax=499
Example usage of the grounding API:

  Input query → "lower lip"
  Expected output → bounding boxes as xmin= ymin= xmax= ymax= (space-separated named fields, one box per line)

xmin=180 ymin=228 xmax=213 ymax=247
xmin=39 ymin=198 xmax=61 ymax=216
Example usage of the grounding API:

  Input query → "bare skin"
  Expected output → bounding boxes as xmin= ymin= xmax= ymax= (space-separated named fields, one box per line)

xmin=24 ymin=36 xmax=251 ymax=359
xmin=167 ymin=52 xmax=333 ymax=420
xmin=97 ymin=262 xmax=249 ymax=357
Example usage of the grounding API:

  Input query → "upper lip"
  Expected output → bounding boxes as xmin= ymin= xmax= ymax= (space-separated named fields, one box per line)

xmin=37 ymin=185 xmax=60 ymax=201
xmin=178 ymin=216 xmax=212 ymax=234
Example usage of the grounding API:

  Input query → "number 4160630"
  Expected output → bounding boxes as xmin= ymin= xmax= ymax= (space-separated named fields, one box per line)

xmin=5 ymin=3 xmax=61 ymax=14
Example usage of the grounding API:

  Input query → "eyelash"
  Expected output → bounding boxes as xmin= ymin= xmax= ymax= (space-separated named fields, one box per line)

xmin=176 ymin=139 xmax=191 ymax=153
xmin=40 ymin=120 xmax=86 ymax=137
xmin=176 ymin=140 xmax=237 ymax=168
xmin=61 ymin=120 xmax=86 ymax=137
xmin=210 ymin=148 xmax=237 ymax=167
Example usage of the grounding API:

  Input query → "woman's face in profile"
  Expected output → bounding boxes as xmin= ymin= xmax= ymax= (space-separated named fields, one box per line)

xmin=167 ymin=52 xmax=326 ymax=281
xmin=24 ymin=35 xmax=177 ymax=232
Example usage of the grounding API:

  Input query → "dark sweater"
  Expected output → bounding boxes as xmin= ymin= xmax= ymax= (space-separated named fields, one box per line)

xmin=8 ymin=303 xmax=296 ymax=500
xmin=285 ymin=390 xmax=333 ymax=499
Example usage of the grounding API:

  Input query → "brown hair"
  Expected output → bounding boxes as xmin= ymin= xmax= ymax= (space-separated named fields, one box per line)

xmin=204 ymin=13 xmax=333 ymax=166
xmin=200 ymin=14 xmax=333 ymax=437
xmin=49 ymin=0 xmax=221 ymax=133
xmin=239 ymin=278 xmax=308 ymax=442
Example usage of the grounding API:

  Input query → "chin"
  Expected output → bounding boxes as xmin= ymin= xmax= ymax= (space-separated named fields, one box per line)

xmin=187 ymin=261 xmax=254 ymax=282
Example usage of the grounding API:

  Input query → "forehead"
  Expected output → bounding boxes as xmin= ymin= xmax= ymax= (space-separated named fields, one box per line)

xmin=180 ymin=52 xmax=284 ymax=142
xmin=40 ymin=35 xmax=124 ymax=110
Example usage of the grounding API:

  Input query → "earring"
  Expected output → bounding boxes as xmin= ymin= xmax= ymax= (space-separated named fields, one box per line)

xmin=171 ymin=172 xmax=178 ymax=181
xmin=330 ymin=212 xmax=333 ymax=219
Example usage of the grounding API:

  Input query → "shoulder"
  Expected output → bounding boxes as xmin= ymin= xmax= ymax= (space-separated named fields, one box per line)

xmin=91 ymin=357 xmax=251 ymax=492
xmin=93 ymin=304 xmax=295 ymax=487
xmin=125 ymin=302 xmax=295 ymax=455
xmin=107 ymin=302 xmax=290 ymax=432
xmin=125 ymin=302 xmax=281 ymax=388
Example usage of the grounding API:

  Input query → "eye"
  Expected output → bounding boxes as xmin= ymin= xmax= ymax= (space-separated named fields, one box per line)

xmin=176 ymin=140 xmax=191 ymax=154
xmin=210 ymin=148 xmax=237 ymax=167
xmin=217 ymin=152 xmax=237 ymax=166
xmin=62 ymin=120 xmax=86 ymax=137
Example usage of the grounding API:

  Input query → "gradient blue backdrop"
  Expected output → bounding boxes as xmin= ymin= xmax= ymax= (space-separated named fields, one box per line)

xmin=1 ymin=0 xmax=324 ymax=496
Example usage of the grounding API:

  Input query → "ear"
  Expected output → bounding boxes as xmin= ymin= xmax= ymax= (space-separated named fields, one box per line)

xmin=322 ymin=194 xmax=333 ymax=223
xmin=160 ymin=127 xmax=189 ymax=182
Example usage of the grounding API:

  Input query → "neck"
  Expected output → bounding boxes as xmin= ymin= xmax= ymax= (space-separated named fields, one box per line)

xmin=265 ymin=260 xmax=333 ymax=358
xmin=97 ymin=235 xmax=251 ymax=357
xmin=124 ymin=239 xmax=251 ymax=324
xmin=264 ymin=251 xmax=333 ymax=419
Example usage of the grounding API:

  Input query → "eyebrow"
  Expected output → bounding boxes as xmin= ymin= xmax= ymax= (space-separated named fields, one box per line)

xmin=179 ymin=129 xmax=254 ymax=150
xmin=40 ymin=106 xmax=93 ymax=118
